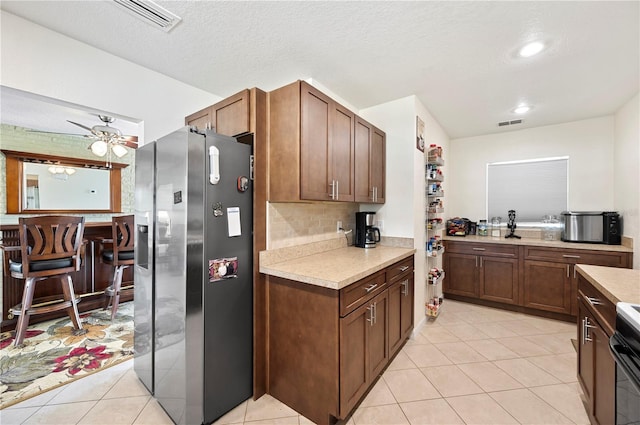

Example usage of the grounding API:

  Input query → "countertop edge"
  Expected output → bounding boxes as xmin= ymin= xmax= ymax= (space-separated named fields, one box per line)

xmin=443 ymin=235 xmax=633 ymax=253
xmin=260 ymin=247 xmax=416 ymax=290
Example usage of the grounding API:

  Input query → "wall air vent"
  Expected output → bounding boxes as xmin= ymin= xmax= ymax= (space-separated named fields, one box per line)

xmin=112 ymin=0 xmax=182 ymax=32
xmin=498 ymin=119 xmax=524 ymax=127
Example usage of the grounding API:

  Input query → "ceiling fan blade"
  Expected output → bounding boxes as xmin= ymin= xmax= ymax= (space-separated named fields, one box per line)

xmin=120 ymin=135 xmax=138 ymax=148
xmin=27 ymin=129 xmax=85 ymax=137
xmin=67 ymin=120 xmax=94 ymax=133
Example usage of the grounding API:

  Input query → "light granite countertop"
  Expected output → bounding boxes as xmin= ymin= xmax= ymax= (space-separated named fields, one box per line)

xmin=576 ymin=264 xmax=640 ymax=305
xmin=259 ymin=245 xmax=416 ymax=290
xmin=443 ymin=235 xmax=633 ymax=253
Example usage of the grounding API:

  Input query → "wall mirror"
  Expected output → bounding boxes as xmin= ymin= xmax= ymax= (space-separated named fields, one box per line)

xmin=2 ymin=150 xmax=128 ymax=214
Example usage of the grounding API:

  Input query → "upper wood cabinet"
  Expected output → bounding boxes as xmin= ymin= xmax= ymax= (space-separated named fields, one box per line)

xmin=269 ymin=81 xmax=384 ymax=203
xmin=355 ymin=117 xmax=385 ymax=204
xmin=185 ymin=89 xmax=250 ymax=137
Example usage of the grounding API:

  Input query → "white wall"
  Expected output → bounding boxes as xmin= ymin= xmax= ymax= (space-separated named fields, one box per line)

xmin=360 ymin=95 xmax=450 ymax=330
xmin=448 ymin=117 xmax=616 ymax=222
xmin=614 ymin=93 xmax=640 ymax=268
xmin=1 ymin=11 xmax=221 ymax=143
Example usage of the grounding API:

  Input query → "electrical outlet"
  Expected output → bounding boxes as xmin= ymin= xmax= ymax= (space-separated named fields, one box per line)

xmin=337 ymin=221 xmax=342 ymax=232
xmin=377 ymin=220 xmax=384 ymax=231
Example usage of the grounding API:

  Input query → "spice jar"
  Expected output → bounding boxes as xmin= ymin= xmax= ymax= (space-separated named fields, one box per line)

xmin=491 ymin=217 xmax=501 ymax=237
xmin=478 ymin=220 xmax=488 ymax=236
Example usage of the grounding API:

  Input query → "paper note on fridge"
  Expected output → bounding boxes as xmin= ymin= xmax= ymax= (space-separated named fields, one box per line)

xmin=227 ymin=207 xmax=241 ymax=237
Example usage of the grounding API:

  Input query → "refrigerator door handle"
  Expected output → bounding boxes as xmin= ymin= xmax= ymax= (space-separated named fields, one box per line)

xmin=209 ymin=146 xmax=220 ymax=184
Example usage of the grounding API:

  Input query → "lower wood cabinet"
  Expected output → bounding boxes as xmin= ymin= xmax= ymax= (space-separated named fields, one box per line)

xmin=267 ymin=256 xmax=414 ymax=425
xmin=444 ymin=240 xmax=631 ymax=319
xmin=577 ymin=276 xmax=615 ymax=425
xmin=340 ymin=289 xmax=388 ymax=418
xmin=443 ymin=243 xmax=518 ymax=305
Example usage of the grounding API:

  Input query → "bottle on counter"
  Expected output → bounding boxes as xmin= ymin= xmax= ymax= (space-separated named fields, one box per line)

xmin=491 ymin=217 xmax=501 ymax=237
xmin=478 ymin=220 xmax=488 ymax=236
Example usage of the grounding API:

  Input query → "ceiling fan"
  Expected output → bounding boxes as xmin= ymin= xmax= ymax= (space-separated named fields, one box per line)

xmin=30 ymin=115 xmax=138 ymax=167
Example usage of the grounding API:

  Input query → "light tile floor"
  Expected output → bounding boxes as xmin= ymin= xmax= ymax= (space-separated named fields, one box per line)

xmin=2 ymin=300 xmax=589 ymax=424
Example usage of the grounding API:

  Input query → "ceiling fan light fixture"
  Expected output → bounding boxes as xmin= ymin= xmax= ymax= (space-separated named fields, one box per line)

xmin=111 ymin=144 xmax=128 ymax=158
xmin=65 ymin=168 xmax=77 ymax=175
xmin=519 ymin=41 xmax=545 ymax=58
xmin=90 ymin=140 xmax=108 ymax=157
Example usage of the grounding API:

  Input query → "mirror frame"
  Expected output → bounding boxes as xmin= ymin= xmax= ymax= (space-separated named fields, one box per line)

xmin=2 ymin=149 xmax=129 ymax=214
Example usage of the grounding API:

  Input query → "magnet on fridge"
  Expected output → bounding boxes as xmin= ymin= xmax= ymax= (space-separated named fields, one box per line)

xmin=209 ymin=257 xmax=238 ymax=282
xmin=237 ymin=176 xmax=249 ymax=192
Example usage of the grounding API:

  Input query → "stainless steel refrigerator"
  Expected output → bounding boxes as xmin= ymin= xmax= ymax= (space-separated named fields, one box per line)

xmin=134 ymin=127 xmax=253 ymax=425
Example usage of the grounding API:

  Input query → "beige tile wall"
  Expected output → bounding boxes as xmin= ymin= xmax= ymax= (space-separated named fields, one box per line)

xmin=268 ymin=202 xmax=360 ymax=249
xmin=0 ymin=124 xmax=135 ymax=222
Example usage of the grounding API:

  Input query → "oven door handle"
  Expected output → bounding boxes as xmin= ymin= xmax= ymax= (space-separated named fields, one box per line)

xmin=610 ymin=332 xmax=640 ymax=395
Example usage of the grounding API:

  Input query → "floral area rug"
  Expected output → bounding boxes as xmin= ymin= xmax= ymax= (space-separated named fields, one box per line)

xmin=0 ymin=302 xmax=134 ymax=409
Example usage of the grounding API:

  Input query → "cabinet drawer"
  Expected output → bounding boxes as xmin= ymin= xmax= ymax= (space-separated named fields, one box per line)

xmin=445 ymin=241 xmax=518 ymax=257
xmin=340 ymin=271 xmax=387 ymax=317
xmin=524 ymin=246 xmax=628 ymax=267
xmin=387 ymin=257 xmax=414 ymax=283
xmin=578 ymin=276 xmax=615 ymax=336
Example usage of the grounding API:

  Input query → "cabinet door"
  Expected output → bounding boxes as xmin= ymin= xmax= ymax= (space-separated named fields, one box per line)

xmin=370 ymin=127 xmax=385 ymax=204
xmin=369 ymin=290 xmax=389 ymax=379
xmin=479 ymin=256 xmax=518 ymax=304
xmin=523 ymin=260 xmax=571 ymax=314
xmin=593 ymin=322 xmax=615 ymax=425
xmin=332 ymin=104 xmax=355 ymax=202
xmin=388 ymin=281 xmax=403 ymax=356
xmin=185 ymin=106 xmax=212 ymax=131
xmin=354 ymin=117 xmax=372 ymax=203
xmin=212 ymin=89 xmax=250 ymax=136
xmin=354 ymin=118 xmax=385 ymax=204
xmin=443 ymin=253 xmax=478 ymax=297
xmin=400 ymin=275 xmax=414 ymax=342
xmin=339 ymin=301 xmax=370 ymax=418
xmin=300 ymin=84 xmax=332 ymax=201
xmin=577 ymin=301 xmax=595 ymax=403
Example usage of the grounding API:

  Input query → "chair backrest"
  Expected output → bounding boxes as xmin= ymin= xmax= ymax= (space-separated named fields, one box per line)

xmin=112 ymin=215 xmax=135 ymax=266
xmin=18 ymin=215 xmax=85 ymax=278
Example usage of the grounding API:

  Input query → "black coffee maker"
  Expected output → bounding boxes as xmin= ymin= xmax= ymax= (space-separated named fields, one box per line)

xmin=355 ymin=212 xmax=381 ymax=248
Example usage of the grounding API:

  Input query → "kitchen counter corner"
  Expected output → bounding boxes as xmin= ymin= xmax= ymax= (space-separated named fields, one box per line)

xmin=576 ymin=264 xmax=640 ymax=305
xmin=259 ymin=245 xmax=416 ymax=290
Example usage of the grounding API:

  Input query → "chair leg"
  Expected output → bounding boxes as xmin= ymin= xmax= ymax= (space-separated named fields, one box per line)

xmin=110 ymin=265 xmax=125 ymax=320
xmin=61 ymin=275 xmax=82 ymax=331
xmin=14 ymin=277 xmax=36 ymax=347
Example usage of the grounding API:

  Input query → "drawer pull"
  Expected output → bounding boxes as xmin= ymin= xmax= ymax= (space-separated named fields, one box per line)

xmin=586 ymin=296 xmax=603 ymax=306
xmin=401 ymin=280 xmax=408 ymax=296
xmin=399 ymin=265 xmax=410 ymax=272
xmin=472 ymin=247 xmax=486 ymax=251
xmin=364 ymin=283 xmax=378 ymax=293
xmin=562 ymin=254 xmax=581 ymax=259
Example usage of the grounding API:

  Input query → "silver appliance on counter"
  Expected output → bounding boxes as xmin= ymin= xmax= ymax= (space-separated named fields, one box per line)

xmin=561 ymin=211 xmax=621 ymax=245
xmin=134 ymin=127 xmax=253 ymax=425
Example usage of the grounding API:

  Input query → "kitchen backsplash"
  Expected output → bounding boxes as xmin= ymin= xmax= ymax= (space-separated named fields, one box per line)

xmin=268 ymin=202 xmax=359 ymax=249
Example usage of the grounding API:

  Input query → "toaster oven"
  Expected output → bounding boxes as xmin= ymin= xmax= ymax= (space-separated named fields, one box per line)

xmin=561 ymin=211 xmax=621 ymax=245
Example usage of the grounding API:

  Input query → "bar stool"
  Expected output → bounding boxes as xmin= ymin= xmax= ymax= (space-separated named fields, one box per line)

xmin=100 ymin=215 xmax=134 ymax=320
xmin=1 ymin=215 xmax=85 ymax=347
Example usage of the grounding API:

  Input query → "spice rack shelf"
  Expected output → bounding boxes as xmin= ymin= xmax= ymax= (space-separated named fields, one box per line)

xmin=426 ymin=144 xmax=445 ymax=319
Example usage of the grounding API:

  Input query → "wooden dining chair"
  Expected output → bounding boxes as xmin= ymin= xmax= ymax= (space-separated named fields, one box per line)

xmin=100 ymin=215 xmax=135 ymax=320
xmin=1 ymin=215 xmax=85 ymax=347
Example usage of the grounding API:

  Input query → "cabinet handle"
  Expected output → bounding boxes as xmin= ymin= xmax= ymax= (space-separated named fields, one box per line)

xmin=329 ymin=180 xmax=336 ymax=200
xmin=573 ymin=266 xmax=576 ymax=279
xmin=399 ymin=265 xmax=410 ymax=272
xmin=364 ymin=283 xmax=378 ymax=293
xmin=371 ymin=188 xmax=375 ymax=202
xmin=562 ymin=254 xmax=581 ymax=259
xmin=567 ymin=265 xmax=570 ymax=278
xmin=336 ymin=180 xmax=339 ymax=201
xmin=373 ymin=301 xmax=378 ymax=325
xmin=583 ymin=317 xmax=596 ymax=342
xmin=367 ymin=305 xmax=374 ymax=326
xmin=401 ymin=279 xmax=408 ymax=296
xmin=472 ymin=247 xmax=486 ymax=251
xmin=586 ymin=296 xmax=603 ymax=306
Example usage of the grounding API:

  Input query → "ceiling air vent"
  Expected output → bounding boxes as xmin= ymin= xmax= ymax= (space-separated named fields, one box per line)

xmin=112 ymin=0 xmax=182 ymax=32
xmin=498 ymin=119 xmax=524 ymax=127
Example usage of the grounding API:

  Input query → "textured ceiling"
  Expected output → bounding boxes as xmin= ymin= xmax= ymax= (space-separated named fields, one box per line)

xmin=1 ymin=1 xmax=638 ymax=139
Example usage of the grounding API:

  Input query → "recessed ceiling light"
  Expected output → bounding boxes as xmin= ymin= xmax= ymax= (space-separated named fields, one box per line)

xmin=519 ymin=41 xmax=545 ymax=58
xmin=513 ymin=105 xmax=531 ymax=114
